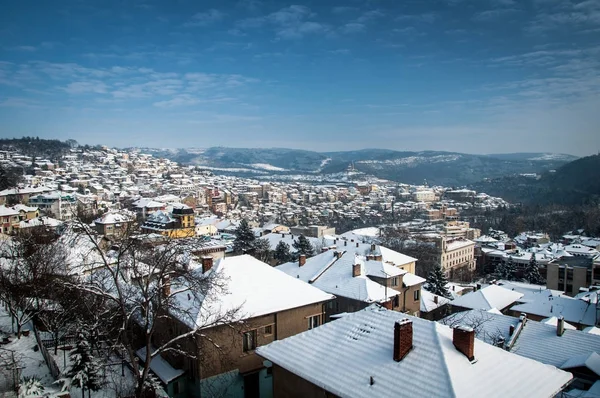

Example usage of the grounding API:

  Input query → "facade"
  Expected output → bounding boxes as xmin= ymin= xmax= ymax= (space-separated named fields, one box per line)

xmin=546 ymin=257 xmax=594 ymax=296
xmin=27 ymin=192 xmax=77 ymax=221
xmin=438 ymin=237 xmax=476 ymax=280
xmin=140 ymin=204 xmax=196 ymax=239
xmin=289 ymin=225 xmax=335 ymax=238
xmin=93 ymin=211 xmax=135 ymax=237
xmin=0 ymin=206 xmax=20 ymax=234
xmin=153 ymin=255 xmax=334 ymax=398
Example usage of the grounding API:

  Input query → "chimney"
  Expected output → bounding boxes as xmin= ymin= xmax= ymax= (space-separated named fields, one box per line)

xmin=299 ymin=254 xmax=306 ymax=267
xmin=433 ymin=295 xmax=438 ymax=304
xmin=162 ymin=275 xmax=171 ymax=297
xmin=393 ymin=319 xmax=413 ymax=362
xmin=509 ymin=325 xmax=515 ymax=336
xmin=557 ymin=316 xmax=565 ymax=336
xmin=356 ymin=242 xmax=359 ymax=248
xmin=344 ymin=241 xmax=347 ymax=246
xmin=201 ymin=256 xmax=213 ymax=273
xmin=371 ymin=243 xmax=376 ymax=252
xmin=281 ymin=233 xmax=285 ymax=238
xmin=352 ymin=263 xmax=361 ymax=277
xmin=453 ymin=326 xmax=475 ymax=361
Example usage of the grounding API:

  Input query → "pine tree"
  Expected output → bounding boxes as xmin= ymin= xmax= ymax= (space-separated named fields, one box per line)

xmin=61 ymin=331 xmax=102 ymax=396
xmin=425 ymin=264 xmax=451 ymax=298
xmin=273 ymin=241 xmax=292 ymax=265
xmin=252 ymin=238 xmax=272 ymax=263
xmin=293 ymin=235 xmax=314 ymax=257
xmin=524 ymin=253 xmax=545 ymax=285
xmin=233 ymin=219 xmax=256 ymax=254
xmin=496 ymin=256 xmax=516 ymax=281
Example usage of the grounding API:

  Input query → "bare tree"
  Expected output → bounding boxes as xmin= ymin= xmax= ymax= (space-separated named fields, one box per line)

xmin=64 ymin=220 xmax=243 ymax=397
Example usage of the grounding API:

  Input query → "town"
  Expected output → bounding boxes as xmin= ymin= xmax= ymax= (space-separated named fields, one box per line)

xmin=1 ymin=143 xmax=599 ymax=397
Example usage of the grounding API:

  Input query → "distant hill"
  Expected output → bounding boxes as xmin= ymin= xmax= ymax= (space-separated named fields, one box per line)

xmin=149 ymin=147 xmax=577 ymax=187
xmin=0 ymin=137 xmax=73 ymax=160
xmin=470 ymin=154 xmax=600 ymax=205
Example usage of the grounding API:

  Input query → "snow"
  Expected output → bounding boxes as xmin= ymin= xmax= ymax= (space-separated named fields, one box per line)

xmin=541 ymin=316 xmax=577 ymax=330
xmin=561 ymin=352 xmax=600 ymax=376
xmin=136 ymin=347 xmax=184 ymax=384
xmin=257 ymin=305 xmax=572 ymax=398
xmin=249 ymin=163 xmax=287 ymax=172
xmin=451 ymin=285 xmax=524 ymax=311
xmin=511 ymin=296 xmax=597 ymax=327
xmin=583 ymin=326 xmax=600 ymax=335
xmin=420 ymin=290 xmax=451 ymax=313
xmin=173 ymin=255 xmax=334 ymax=329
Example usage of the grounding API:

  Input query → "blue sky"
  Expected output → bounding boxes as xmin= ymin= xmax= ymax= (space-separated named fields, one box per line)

xmin=1 ymin=0 xmax=599 ymax=155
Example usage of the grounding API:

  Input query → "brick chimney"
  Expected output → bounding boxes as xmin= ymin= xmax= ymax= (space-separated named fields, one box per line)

xmin=453 ymin=326 xmax=475 ymax=361
xmin=162 ymin=275 xmax=171 ymax=297
xmin=201 ymin=256 xmax=213 ymax=273
xmin=393 ymin=319 xmax=413 ymax=362
xmin=299 ymin=254 xmax=306 ymax=267
xmin=352 ymin=263 xmax=361 ymax=277
xmin=557 ymin=316 xmax=565 ymax=337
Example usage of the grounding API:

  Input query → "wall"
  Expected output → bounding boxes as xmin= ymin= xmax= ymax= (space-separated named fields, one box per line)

xmin=271 ymin=364 xmax=337 ymax=398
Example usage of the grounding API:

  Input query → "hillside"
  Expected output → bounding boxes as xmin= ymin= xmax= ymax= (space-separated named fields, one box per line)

xmin=0 ymin=137 xmax=73 ymax=160
xmin=470 ymin=154 xmax=600 ymax=205
xmin=151 ymin=147 xmax=576 ymax=187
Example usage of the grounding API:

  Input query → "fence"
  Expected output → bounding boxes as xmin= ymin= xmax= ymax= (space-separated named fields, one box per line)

xmin=32 ymin=326 xmax=60 ymax=379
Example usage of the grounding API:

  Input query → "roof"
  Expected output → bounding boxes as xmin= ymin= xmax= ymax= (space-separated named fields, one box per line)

xmin=136 ymin=346 xmax=185 ymax=384
xmin=277 ymin=250 xmax=415 ymax=304
xmin=172 ymin=255 xmax=334 ymax=329
xmin=451 ymin=285 xmax=524 ymax=311
xmin=511 ymin=296 xmax=597 ymax=326
xmin=0 ymin=206 xmax=19 ymax=217
xmin=442 ymin=309 xmax=600 ymax=369
xmin=420 ymin=289 xmax=452 ymax=313
xmin=561 ymin=352 xmax=600 ymax=376
xmin=257 ymin=306 xmax=572 ymax=398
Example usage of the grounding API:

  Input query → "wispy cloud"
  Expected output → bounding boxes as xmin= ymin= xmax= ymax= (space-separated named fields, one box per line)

xmin=473 ymin=8 xmax=520 ymax=21
xmin=235 ymin=5 xmax=328 ymax=39
xmin=183 ymin=9 xmax=225 ymax=27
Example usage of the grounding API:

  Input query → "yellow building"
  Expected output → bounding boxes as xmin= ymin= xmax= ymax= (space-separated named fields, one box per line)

xmin=140 ymin=204 xmax=195 ymax=239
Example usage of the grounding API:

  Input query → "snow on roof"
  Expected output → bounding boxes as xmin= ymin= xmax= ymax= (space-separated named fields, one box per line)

xmin=136 ymin=346 xmax=185 ymax=384
xmin=18 ymin=216 xmax=62 ymax=229
xmin=257 ymin=306 xmax=572 ymax=398
xmin=561 ymin=352 xmax=600 ymax=376
xmin=584 ymin=326 xmax=600 ymax=335
xmin=12 ymin=204 xmax=38 ymax=213
xmin=420 ymin=289 xmax=451 ymax=313
xmin=541 ymin=316 xmax=577 ymax=330
xmin=277 ymin=251 xmax=401 ymax=303
xmin=94 ymin=211 xmax=134 ymax=224
xmin=173 ymin=255 xmax=333 ymax=329
xmin=511 ymin=296 xmax=597 ymax=326
xmin=441 ymin=309 xmax=600 ymax=369
xmin=0 ymin=205 xmax=19 ymax=217
xmin=451 ymin=285 xmax=523 ymax=311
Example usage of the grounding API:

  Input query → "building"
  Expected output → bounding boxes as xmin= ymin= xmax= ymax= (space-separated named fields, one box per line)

xmin=152 ymin=255 xmax=334 ymax=398
xmin=28 ymin=192 xmax=77 ymax=221
xmin=546 ymin=257 xmax=595 ymax=296
xmin=443 ymin=309 xmax=600 ymax=392
xmin=412 ymin=190 xmax=435 ymax=202
xmin=438 ymin=237 xmax=476 ymax=280
xmin=277 ymin=248 xmax=424 ymax=318
xmin=93 ymin=211 xmax=135 ymax=237
xmin=289 ymin=225 xmax=335 ymax=238
xmin=140 ymin=204 xmax=195 ymax=239
xmin=450 ymin=285 xmax=524 ymax=313
xmin=256 ymin=305 xmax=572 ymax=398
xmin=0 ymin=205 xmax=20 ymax=234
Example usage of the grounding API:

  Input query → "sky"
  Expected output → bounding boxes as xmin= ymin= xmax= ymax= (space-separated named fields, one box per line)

xmin=0 ymin=0 xmax=599 ymax=156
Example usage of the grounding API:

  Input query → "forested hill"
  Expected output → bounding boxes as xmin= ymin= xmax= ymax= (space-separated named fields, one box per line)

xmin=470 ymin=154 xmax=600 ymax=205
xmin=0 ymin=137 xmax=74 ymax=160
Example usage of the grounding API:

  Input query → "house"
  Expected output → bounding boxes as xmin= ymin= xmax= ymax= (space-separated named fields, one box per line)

xmin=152 ymin=255 xmax=334 ymax=398
xmin=256 ymin=305 xmax=572 ymax=398
xmin=93 ymin=211 xmax=135 ymax=236
xmin=12 ymin=204 xmax=39 ymax=220
xmin=28 ymin=192 xmax=77 ymax=221
xmin=442 ymin=309 xmax=600 ymax=392
xmin=277 ymin=249 xmax=425 ymax=318
xmin=450 ymin=285 xmax=524 ymax=313
xmin=140 ymin=204 xmax=195 ymax=239
xmin=0 ymin=205 xmax=20 ymax=234
xmin=546 ymin=256 xmax=596 ymax=296
xmin=420 ymin=289 xmax=452 ymax=321
xmin=509 ymin=295 xmax=598 ymax=329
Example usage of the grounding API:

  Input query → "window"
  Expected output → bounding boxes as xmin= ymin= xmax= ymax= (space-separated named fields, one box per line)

xmin=393 ymin=295 xmax=400 ymax=308
xmin=413 ymin=290 xmax=420 ymax=301
xmin=243 ymin=330 xmax=257 ymax=352
xmin=264 ymin=325 xmax=273 ymax=335
xmin=308 ymin=315 xmax=320 ymax=330
xmin=391 ymin=276 xmax=399 ymax=286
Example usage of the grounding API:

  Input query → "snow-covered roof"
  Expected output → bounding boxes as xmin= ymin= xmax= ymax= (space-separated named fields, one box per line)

xmin=173 ymin=255 xmax=333 ymax=329
xmin=561 ymin=352 xmax=600 ymax=376
xmin=541 ymin=316 xmax=577 ymax=330
xmin=420 ymin=289 xmax=451 ymax=313
xmin=257 ymin=306 xmax=572 ymax=398
xmin=136 ymin=346 xmax=185 ymax=384
xmin=94 ymin=211 xmax=134 ymax=225
xmin=584 ymin=326 xmax=600 ymax=335
xmin=451 ymin=285 xmax=524 ymax=311
xmin=441 ymin=309 xmax=600 ymax=370
xmin=0 ymin=205 xmax=19 ymax=217
xmin=277 ymin=251 xmax=418 ymax=304
xmin=511 ymin=295 xmax=597 ymax=326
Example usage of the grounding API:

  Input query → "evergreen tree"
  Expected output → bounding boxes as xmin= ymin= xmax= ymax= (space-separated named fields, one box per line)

xmin=273 ymin=241 xmax=293 ymax=265
xmin=252 ymin=238 xmax=272 ymax=263
xmin=19 ymin=377 xmax=45 ymax=398
xmin=496 ymin=256 xmax=516 ymax=281
xmin=293 ymin=235 xmax=314 ymax=257
xmin=524 ymin=253 xmax=545 ymax=285
xmin=425 ymin=264 xmax=451 ymax=298
xmin=233 ymin=219 xmax=256 ymax=254
xmin=61 ymin=331 xmax=102 ymax=397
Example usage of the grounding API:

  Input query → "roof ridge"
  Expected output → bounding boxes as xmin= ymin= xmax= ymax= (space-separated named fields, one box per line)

xmin=433 ymin=322 xmax=458 ymax=398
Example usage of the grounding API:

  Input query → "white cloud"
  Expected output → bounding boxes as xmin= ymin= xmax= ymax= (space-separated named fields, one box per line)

xmin=184 ymin=9 xmax=225 ymax=27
